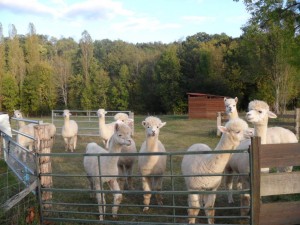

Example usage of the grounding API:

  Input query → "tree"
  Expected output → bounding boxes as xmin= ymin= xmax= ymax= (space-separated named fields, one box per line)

xmin=79 ymin=30 xmax=94 ymax=85
xmin=1 ymin=73 xmax=19 ymax=112
xmin=25 ymin=23 xmax=41 ymax=73
xmin=0 ymin=23 xmax=5 ymax=110
xmin=6 ymin=24 xmax=26 ymax=99
xmin=22 ymin=62 xmax=56 ymax=114
xmin=236 ymin=0 xmax=300 ymax=35
xmin=154 ymin=45 xmax=185 ymax=114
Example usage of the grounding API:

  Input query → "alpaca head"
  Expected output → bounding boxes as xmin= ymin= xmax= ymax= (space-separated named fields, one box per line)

xmin=246 ymin=100 xmax=277 ymax=126
xmin=97 ymin=109 xmax=107 ymax=118
xmin=142 ymin=116 xmax=166 ymax=138
xmin=111 ymin=123 xmax=132 ymax=146
xmin=114 ymin=112 xmax=133 ymax=127
xmin=218 ymin=118 xmax=249 ymax=145
xmin=224 ymin=97 xmax=238 ymax=115
xmin=63 ymin=109 xmax=71 ymax=118
xmin=13 ymin=110 xmax=23 ymax=119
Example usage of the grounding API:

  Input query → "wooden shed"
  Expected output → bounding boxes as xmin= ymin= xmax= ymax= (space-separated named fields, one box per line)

xmin=187 ymin=93 xmax=227 ymax=119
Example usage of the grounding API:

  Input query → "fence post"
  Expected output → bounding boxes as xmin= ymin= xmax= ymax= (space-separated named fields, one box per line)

xmin=296 ymin=108 xmax=300 ymax=140
xmin=250 ymin=136 xmax=261 ymax=225
xmin=34 ymin=124 xmax=53 ymax=212
xmin=129 ymin=112 xmax=134 ymax=136
xmin=216 ymin=112 xmax=222 ymax=136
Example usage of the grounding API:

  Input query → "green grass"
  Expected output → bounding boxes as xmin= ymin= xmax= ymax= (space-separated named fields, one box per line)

xmin=1 ymin=114 xmax=299 ymax=224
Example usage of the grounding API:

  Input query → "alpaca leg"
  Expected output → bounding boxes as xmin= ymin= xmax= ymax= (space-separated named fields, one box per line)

xmin=142 ymin=176 xmax=152 ymax=212
xmin=225 ymin=174 xmax=235 ymax=204
xmin=153 ymin=177 xmax=163 ymax=205
xmin=240 ymin=194 xmax=250 ymax=216
xmin=126 ymin=165 xmax=135 ymax=190
xmin=88 ymin=176 xmax=95 ymax=198
xmin=95 ymin=184 xmax=106 ymax=221
xmin=117 ymin=165 xmax=126 ymax=190
xmin=108 ymin=179 xmax=122 ymax=218
xmin=72 ymin=135 xmax=77 ymax=150
xmin=187 ymin=193 xmax=200 ymax=224
xmin=203 ymin=194 xmax=216 ymax=224
xmin=239 ymin=178 xmax=250 ymax=216
xmin=63 ymin=138 xmax=68 ymax=151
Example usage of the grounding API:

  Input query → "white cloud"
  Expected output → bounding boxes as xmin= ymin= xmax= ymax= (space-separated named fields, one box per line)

xmin=112 ymin=16 xmax=181 ymax=32
xmin=0 ymin=0 xmax=133 ymax=21
xmin=0 ymin=0 xmax=56 ymax=16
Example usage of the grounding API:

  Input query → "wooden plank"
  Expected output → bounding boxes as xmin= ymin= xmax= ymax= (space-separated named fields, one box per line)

xmin=250 ymin=137 xmax=261 ymax=225
xmin=1 ymin=180 xmax=38 ymax=211
xmin=261 ymin=172 xmax=300 ymax=196
xmin=259 ymin=201 xmax=300 ymax=225
xmin=260 ymin=143 xmax=300 ymax=168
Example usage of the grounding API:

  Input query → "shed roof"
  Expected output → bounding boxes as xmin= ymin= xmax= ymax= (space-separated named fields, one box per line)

xmin=187 ymin=93 xmax=227 ymax=98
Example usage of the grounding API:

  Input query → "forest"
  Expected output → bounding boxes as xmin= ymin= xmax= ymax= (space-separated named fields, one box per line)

xmin=0 ymin=0 xmax=299 ymax=115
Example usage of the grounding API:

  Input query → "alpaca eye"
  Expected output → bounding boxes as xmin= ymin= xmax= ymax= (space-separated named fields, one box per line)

xmin=258 ymin=110 xmax=262 ymax=113
xmin=236 ymin=131 xmax=241 ymax=134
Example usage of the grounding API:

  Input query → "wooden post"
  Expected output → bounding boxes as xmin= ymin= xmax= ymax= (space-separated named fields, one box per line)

xmin=296 ymin=108 xmax=300 ymax=140
xmin=216 ymin=112 xmax=222 ymax=136
xmin=250 ymin=136 xmax=261 ymax=225
xmin=34 ymin=124 xmax=53 ymax=211
xmin=129 ymin=112 xmax=134 ymax=136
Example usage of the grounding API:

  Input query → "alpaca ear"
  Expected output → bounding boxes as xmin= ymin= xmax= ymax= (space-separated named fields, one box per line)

xmin=114 ymin=123 xmax=120 ymax=132
xmin=224 ymin=97 xmax=227 ymax=102
xmin=159 ymin=122 xmax=166 ymax=128
xmin=218 ymin=126 xmax=228 ymax=134
xmin=268 ymin=111 xmax=277 ymax=119
xmin=235 ymin=97 xmax=238 ymax=103
xmin=142 ymin=121 xmax=147 ymax=127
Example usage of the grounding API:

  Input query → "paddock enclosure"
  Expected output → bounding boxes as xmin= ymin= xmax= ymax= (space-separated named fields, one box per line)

xmin=1 ymin=113 xmax=300 ymax=225
xmin=51 ymin=110 xmax=134 ymax=136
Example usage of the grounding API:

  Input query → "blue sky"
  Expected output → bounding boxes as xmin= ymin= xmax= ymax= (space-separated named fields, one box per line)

xmin=0 ymin=0 xmax=250 ymax=43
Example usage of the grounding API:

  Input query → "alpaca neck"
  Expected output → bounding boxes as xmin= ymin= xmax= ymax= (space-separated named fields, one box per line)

xmin=228 ymin=111 xmax=239 ymax=120
xmin=107 ymin=136 xmax=122 ymax=163
xmin=254 ymin=122 xmax=268 ymax=144
xmin=98 ymin=116 xmax=106 ymax=136
xmin=64 ymin=117 xmax=70 ymax=128
xmin=146 ymin=136 xmax=159 ymax=152
xmin=207 ymin=134 xmax=237 ymax=173
xmin=214 ymin=133 xmax=237 ymax=150
xmin=18 ymin=120 xmax=26 ymax=128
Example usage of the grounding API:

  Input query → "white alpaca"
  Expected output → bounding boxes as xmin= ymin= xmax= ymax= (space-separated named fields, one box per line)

xmin=138 ymin=116 xmax=167 ymax=212
xmin=97 ymin=109 xmax=116 ymax=148
xmin=224 ymin=97 xmax=298 ymax=166
xmin=225 ymin=100 xmax=283 ymax=216
xmin=117 ymin=138 xmax=137 ymax=190
xmin=224 ymin=97 xmax=239 ymax=120
xmin=14 ymin=110 xmax=35 ymax=152
xmin=61 ymin=109 xmax=78 ymax=152
xmin=83 ymin=123 xmax=132 ymax=220
xmin=113 ymin=112 xmax=136 ymax=189
xmin=181 ymin=118 xmax=249 ymax=224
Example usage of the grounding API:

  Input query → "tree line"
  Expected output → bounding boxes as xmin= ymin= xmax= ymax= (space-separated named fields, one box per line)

xmin=0 ymin=0 xmax=299 ymax=116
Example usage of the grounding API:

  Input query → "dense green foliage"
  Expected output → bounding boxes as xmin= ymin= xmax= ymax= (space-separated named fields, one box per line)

xmin=0 ymin=1 xmax=299 ymax=115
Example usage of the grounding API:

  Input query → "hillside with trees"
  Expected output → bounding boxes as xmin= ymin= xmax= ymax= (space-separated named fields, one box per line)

xmin=0 ymin=0 xmax=299 ymax=115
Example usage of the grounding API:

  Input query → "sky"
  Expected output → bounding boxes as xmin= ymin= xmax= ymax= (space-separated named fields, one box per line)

xmin=0 ymin=0 xmax=251 ymax=44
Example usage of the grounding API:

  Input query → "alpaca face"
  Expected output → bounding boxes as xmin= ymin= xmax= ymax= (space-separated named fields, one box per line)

xmin=63 ymin=110 xmax=71 ymax=118
xmin=220 ymin=118 xmax=249 ymax=143
xmin=224 ymin=97 xmax=238 ymax=115
xmin=97 ymin=109 xmax=107 ymax=118
xmin=142 ymin=116 xmax=166 ymax=138
xmin=14 ymin=110 xmax=23 ymax=118
xmin=246 ymin=100 xmax=277 ymax=125
xmin=113 ymin=123 xmax=132 ymax=146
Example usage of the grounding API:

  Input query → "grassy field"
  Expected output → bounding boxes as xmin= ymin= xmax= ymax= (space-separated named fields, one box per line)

xmin=1 ymin=114 xmax=299 ymax=224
